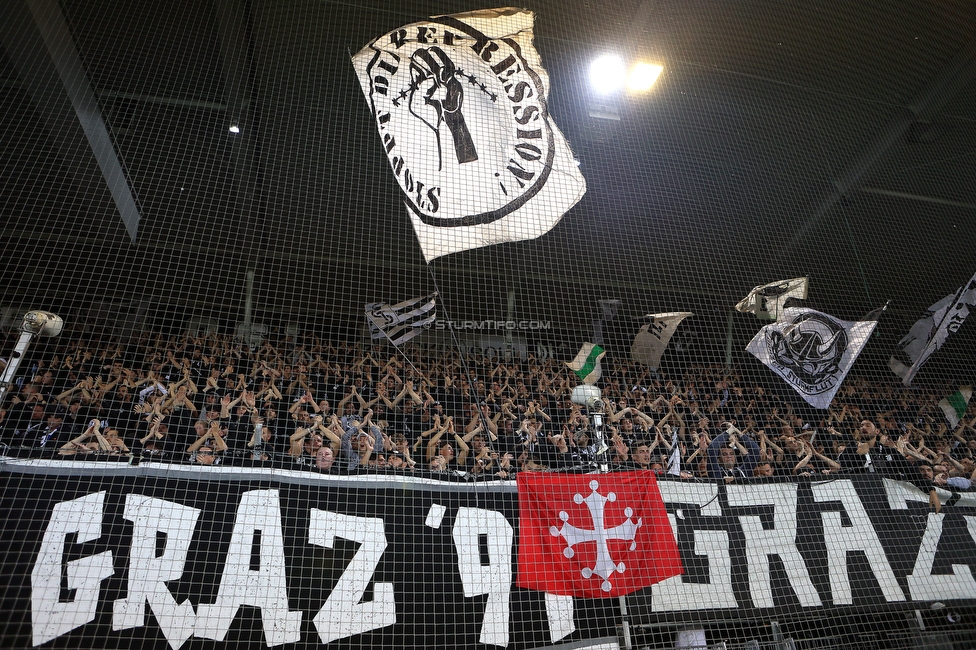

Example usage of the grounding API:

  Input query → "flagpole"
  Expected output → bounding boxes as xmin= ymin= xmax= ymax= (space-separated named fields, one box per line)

xmin=427 ymin=262 xmax=500 ymax=493
xmin=365 ymin=313 xmax=425 ymax=379
xmin=427 ymin=260 xmax=486 ymax=405
xmin=571 ymin=384 xmax=609 ymax=473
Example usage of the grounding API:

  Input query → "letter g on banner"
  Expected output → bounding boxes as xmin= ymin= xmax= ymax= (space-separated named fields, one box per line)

xmin=31 ymin=492 xmax=115 ymax=646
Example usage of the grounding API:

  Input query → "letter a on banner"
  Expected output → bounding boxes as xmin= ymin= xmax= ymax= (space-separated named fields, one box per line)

xmin=352 ymin=8 xmax=586 ymax=261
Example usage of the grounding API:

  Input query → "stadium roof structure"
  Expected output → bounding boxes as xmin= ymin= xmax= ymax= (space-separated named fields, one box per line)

xmin=1 ymin=0 xmax=975 ymax=368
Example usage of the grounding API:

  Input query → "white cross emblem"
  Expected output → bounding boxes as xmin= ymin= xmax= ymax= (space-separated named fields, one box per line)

xmin=550 ymin=479 xmax=642 ymax=592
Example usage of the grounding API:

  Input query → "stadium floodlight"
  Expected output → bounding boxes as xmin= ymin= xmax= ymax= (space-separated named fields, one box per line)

xmin=0 ymin=311 xmax=63 ymax=407
xmin=571 ymin=384 xmax=609 ymax=471
xmin=571 ymin=384 xmax=602 ymax=410
xmin=627 ymin=62 xmax=663 ymax=92
xmin=589 ymin=54 xmax=626 ymax=94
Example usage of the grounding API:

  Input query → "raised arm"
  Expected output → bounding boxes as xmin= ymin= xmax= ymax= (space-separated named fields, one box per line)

xmin=289 ymin=427 xmax=309 ymax=457
xmin=455 ymin=431 xmax=472 ymax=466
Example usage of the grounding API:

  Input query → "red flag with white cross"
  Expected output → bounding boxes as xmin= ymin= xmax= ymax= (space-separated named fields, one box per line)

xmin=516 ymin=471 xmax=682 ymax=598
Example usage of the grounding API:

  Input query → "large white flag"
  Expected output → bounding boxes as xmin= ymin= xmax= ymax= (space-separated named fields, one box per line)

xmin=351 ymin=8 xmax=586 ymax=262
xmin=746 ymin=307 xmax=877 ymax=409
xmin=630 ymin=312 xmax=693 ymax=370
xmin=888 ymin=271 xmax=976 ymax=385
xmin=736 ymin=277 xmax=808 ymax=320
xmin=365 ymin=293 xmax=437 ymax=346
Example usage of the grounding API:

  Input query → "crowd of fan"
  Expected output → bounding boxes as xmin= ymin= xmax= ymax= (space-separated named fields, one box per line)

xmin=1 ymin=333 xmax=975 ymax=494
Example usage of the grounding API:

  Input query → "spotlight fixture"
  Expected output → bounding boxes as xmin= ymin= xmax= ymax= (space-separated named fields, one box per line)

xmin=627 ymin=62 xmax=664 ymax=92
xmin=589 ymin=54 xmax=626 ymax=94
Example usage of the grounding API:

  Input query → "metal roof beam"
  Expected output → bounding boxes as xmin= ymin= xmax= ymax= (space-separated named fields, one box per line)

xmin=859 ymin=187 xmax=976 ymax=211
xmin=786 ymin=36 xmax=976 ymax=250
xmin=0 ymin=0 xmax=142 ymax=242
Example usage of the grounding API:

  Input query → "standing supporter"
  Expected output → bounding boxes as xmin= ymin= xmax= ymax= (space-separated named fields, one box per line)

xmin=105 ymin=384 xmax=138 ymax=433
xmin=224 ymin=401 xmax=255 ymax=450
xmin=515 ymin=416 xmax=545 ymax=462
xmin=289 ymin=426 xmax=324 ymax=466
xmin=459 ymin=431 xmax=493 ymax=472
xmin=188 ymin=420 xmax=228 ymax=462
xmin=788 ymin=436 xmax=841 ymax=476
xmin=341 ymin=409 xmax=382 ymax=471
xmin=247 ymin=420 xmax=277 ymax=463
xmin=34 ymin=369 xmax=58 ymax=403
xmin=426 ymin=438 xmax=458 ymax=470
xmin=35 ymin=411 xmax=66 ymax=451
xmin=4 ymin=403 xmax=47 ymax=448
xmin=707 ymin=423 xmax=760 ymax=481
xmin=754 ymin=462 xmax=775 ymax=477
xmin=62 ymin=400 xmax=90 ymax=439
xmin=537 ymin=429 xmax=573 ymax=469
xmin=837 ymin=421 xmax=879 ymax=472
xmin=630 ymin=442 xmax=655 ymax=470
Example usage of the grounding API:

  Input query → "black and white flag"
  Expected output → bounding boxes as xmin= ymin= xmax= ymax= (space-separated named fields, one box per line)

xmin=746 ymin=307 xmax=877 ymax=409
xmin=351 ymin=8 xmax=586 ymax=262
xmin=630 ymin=312 xmax=693 ymax=370
xmin=666 ymin=430 xmax=681 ymax=476
xmin=888 ymin=270 xmax=976 ymax=385
xmin=365 ymin=293 xmax=437 ymax=346
xmin=736 ymin=277 xmax=808 ymax=320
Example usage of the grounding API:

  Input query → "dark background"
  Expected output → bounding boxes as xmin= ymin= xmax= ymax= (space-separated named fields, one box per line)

xmin=1 ymin=0 xmax=975 ymax=381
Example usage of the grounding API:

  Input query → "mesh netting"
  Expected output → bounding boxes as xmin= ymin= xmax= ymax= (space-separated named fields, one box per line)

xmin=1 ymin=0 xmax=976 ymax=648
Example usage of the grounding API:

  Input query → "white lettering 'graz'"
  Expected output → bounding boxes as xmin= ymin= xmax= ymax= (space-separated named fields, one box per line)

xmin=652 ymin=482 xmax=736 ymax=611
xmin=112 ymin=494 xmax=201 ymax=649
xmin=309 ymin=510 xmax=396 ymax=644
xmin=195 ymin=490 xmax=302 ymax=646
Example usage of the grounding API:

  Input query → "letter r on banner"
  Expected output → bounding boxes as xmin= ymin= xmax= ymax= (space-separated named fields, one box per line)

xmin=112 ymin=494 xmax=201 ymax=650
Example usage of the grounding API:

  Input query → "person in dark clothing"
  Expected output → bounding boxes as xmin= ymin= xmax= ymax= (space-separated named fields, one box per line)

xmin=837 ymin=420 xmax=880 ymax=473
xmin=836 ymin=435 xmax=875 ymax=471
xmin=35 ymin=412 xmax=66 ymax=451
xmin=707 ymin=423 xmax=760 ymax=481
xmin=874 ymin=432 xmax=923 ymax=482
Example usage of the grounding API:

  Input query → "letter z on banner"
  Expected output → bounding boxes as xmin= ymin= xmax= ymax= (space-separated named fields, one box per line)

xmin=351 ymin=8 xmax=586 ymax=262
xmin=517 ymin=471 xmax=683 ymax=598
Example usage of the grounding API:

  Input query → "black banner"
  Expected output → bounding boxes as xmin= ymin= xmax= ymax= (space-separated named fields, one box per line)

xmin=2 ymin=460 xmax=976 ymax=649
